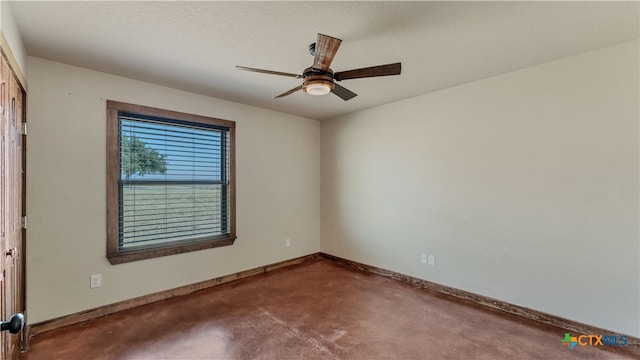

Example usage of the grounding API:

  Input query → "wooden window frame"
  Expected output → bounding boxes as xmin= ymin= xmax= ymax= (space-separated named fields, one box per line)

xmin=106 ymin=100 xmax=236 ymax=264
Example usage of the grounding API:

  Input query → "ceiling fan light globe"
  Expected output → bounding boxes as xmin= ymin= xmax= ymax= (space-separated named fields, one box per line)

xmin=303 ymin=80 xmax=333 ymax=96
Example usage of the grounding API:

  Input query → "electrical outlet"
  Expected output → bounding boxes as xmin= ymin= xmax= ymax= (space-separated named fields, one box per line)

xmin=428 ymin=255 xmax=435 ymax=266
xmin=285 ymin=238 xmax=291 ymax=247
xmin=90 ymin=274 xmax=102 ymax=288
xmin=421 ymin=253 xmax=427 ymax=264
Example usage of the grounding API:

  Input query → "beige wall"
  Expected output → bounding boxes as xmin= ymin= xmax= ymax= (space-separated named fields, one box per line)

xmin=25 ymin=57 xmax=320 ymax=323
xmin=321 ymin=41 xmax=639 ymax=337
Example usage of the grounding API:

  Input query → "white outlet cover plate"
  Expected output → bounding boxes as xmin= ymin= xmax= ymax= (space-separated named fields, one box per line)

xmin=90 ymin=274 xmax=102 ymax=288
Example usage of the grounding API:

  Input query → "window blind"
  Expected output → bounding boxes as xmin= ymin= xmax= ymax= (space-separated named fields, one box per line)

xmin=118 ymin=113 xmax=230 ymax=250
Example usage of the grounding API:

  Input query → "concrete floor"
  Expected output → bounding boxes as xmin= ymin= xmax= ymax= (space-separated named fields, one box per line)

xmin=21 ymin=259 xmax=635 ymax=359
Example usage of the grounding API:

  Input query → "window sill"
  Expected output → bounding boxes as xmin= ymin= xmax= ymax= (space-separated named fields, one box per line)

xmin=107 ymin=236 xmax=236 ymax=265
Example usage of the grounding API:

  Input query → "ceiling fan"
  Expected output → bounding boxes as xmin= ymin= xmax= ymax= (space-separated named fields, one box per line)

xmin=236 ymin=33 xmax=401 ymax=101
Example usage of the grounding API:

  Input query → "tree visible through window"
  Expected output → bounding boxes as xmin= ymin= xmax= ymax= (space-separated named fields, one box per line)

xmin=120 ymin=135 xmax=167 ymax=182
xmin=106 ymin=101 xmax=236 ymax=264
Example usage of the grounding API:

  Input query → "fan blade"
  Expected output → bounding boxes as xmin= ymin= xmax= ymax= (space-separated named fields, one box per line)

xmin=334 ymin=62 xmax=401 ymax=81
xmin=275 ymin=85 xmax=303 ymax=99
xmin=236 ymin=66 xmax=301 ymax=78
xmin=313 ymin=34 xmax=342 ymax=71
xmin=332 ymin=83 xmax=358 ymax=101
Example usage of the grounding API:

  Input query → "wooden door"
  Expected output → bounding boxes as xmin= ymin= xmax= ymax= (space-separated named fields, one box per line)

xmin=0 ymin=52 xmax=10 ymax=360
xmin=0 ymin=54 xmax=25 ymax=360
xmin=0 ymin=51 xmax=7 ymax=360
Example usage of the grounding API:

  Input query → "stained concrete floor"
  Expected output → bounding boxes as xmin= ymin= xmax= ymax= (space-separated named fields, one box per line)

xmin=21 ymin=259 xmax=636 ymax=359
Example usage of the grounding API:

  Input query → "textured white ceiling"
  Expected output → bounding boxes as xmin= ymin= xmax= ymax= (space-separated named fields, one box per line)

xmin=9 ymin=1 xmax=640 ymax=120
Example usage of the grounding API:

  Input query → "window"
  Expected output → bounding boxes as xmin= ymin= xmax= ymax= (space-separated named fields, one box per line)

xmin=106 ymin=101 xmax=236 ymax=264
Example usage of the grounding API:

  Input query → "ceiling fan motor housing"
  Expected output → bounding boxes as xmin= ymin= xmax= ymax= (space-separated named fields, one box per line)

xmin=302 ymin=67 xmax=335 ymax=95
